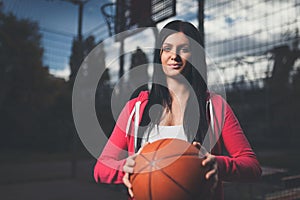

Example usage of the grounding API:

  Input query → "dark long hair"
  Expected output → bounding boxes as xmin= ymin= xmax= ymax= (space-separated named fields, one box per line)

xmin=136 ymin=20 xmax=208 ymax=150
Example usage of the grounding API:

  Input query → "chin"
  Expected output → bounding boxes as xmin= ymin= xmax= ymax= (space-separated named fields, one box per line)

xmin=163 ymin=69 xmax=184 ymax=77
xmin=166 ymin=72 xmax=185 ymax=79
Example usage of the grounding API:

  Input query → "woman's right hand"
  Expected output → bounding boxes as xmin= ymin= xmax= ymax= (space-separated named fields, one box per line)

xmin=122 ymin=143 xmax=149 ymax=198
xmin=123 ymin=153 xmax=138 ymax=197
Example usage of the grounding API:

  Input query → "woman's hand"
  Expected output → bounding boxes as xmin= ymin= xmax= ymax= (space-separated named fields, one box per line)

xmin=192 ymin=142 xmax=218 ymax=191
xmin=202 ymin=153 xmax=218 ymax=184
xmin=123 ymin=153 xmax=138 ymax=197
xmin=122 ymin=143 xmax=149 ymax=198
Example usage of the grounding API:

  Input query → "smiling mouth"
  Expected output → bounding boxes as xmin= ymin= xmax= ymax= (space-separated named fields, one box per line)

xmin=168 ymin=63 xmax=182 ymax=68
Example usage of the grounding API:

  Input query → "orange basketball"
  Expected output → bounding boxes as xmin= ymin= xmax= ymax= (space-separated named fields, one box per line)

xmin=130 ymin=138 xmax=213 ymax=200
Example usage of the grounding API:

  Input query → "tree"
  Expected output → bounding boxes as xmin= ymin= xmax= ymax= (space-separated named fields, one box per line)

xmin=0 ymin=3 xmax=70 ymax=151
xmin=69 ymin=35 xmax=97 ymax=84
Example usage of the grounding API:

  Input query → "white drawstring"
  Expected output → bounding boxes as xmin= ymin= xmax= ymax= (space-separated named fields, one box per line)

xmin=125 ymin=101 xmax=141 ymax=151
xmin=209 ymin=98 xmax=215 ymax=136
xmin=125 ymin=104 xmax=136 ymax=137
xmin=134 ymin=101 xmax=141 ymax=151
xmin=126 ymin=99 xmax=215 ymax=152
xmin=202 ymin=98 xmax=214 ymax=153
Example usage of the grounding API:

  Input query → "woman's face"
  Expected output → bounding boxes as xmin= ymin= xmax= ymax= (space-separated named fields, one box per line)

xmin=160 ymin=32 xmax=191 ymax=78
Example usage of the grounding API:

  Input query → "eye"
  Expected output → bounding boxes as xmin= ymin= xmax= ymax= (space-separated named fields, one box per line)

xmin=181 ymin=47 xmax=190 ymax=53
xmin=162 ymin=46 xmax=171 ymax=52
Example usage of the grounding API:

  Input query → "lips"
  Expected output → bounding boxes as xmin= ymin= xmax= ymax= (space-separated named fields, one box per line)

xmin=168 ymin=63 xmax=182 ymax=69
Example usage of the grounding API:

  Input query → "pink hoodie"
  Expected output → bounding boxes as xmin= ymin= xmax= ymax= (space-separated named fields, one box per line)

xmin=94 ymin=91 xmax=261 ymax=199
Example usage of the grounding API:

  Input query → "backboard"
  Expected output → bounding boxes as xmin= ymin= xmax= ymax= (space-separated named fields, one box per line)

xmin=115 ymin=0 xmax=176 ymax=36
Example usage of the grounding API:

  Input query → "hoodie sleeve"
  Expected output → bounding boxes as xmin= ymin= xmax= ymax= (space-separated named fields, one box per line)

xmin=93 ymin=100 xmax=134 ymax=184
xmin=93 ymin=91 xmax=149 ymax=184
xmin=215 ymin=100 xmax=262 ymax=182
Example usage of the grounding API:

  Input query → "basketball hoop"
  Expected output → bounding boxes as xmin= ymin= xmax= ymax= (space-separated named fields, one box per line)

xmin=100 ymin=3 xmax=116 ymax=37
xmin=100 ymin=0 xmax=176 ymax=40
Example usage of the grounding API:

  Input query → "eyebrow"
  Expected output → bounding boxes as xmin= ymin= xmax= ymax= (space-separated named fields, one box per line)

xmin=162 ymin=42 xmax=190 ymax=46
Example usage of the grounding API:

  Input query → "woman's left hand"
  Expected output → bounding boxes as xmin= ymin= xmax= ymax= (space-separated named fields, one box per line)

xmin=192 ymin=142 xmax=218 ymax=190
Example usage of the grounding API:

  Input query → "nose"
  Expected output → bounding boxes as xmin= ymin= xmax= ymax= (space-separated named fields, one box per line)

xmin=170 ymin=50 xmax=179 ymax=60
xmin=170 ymin=51 xmax=181 ymax=62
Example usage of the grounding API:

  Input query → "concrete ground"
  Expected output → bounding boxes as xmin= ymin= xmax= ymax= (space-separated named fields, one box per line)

xmin=0 ymin=159 xmax=127 ymax=200
xmin=0 ymin=158 xmax=298 ymax=200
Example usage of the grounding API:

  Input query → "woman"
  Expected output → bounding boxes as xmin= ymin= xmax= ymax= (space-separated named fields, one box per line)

xmin=94 ymin=20 xmax=262 ymax=200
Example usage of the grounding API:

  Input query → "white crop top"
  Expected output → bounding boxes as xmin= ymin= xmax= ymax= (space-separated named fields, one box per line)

xmin=141 ymin=124 xmax=187 ymax=146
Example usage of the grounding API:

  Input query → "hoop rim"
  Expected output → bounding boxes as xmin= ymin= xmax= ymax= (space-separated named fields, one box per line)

xmin=100 ymin=3 xmax=116 ymax=18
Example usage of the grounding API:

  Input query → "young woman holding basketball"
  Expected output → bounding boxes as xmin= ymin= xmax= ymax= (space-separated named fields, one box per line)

xmin=94 ymin=20 xmax=262 ymax=200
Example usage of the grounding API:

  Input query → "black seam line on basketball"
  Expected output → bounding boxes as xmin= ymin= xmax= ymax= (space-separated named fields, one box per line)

xmin=132 ymin=153 xmax=153 ymax=176
xmin=159 ymin=168 xmax=195 ymax=198
xmin=132 ymin=142 xmax=165 ymax=175
xmin=135 ymin=140 xmax=170 ymax=174
xmin=154 ymin=153 xmax=200 ymax=163
xmin=153 ymin=139 xmax=170 ymax=161
xmin=149 ymin=163 xmax=153 ymax=200
xmin=133 ymin=153 xmax=200 ymax=175
xmin=130 ymin=154 xmax=152 ymax=184
xmin=149 ymin=140 xmax=168 ymax=200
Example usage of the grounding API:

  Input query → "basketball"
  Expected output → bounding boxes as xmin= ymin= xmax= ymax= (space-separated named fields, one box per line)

xmin=130 ymin=138 xmax=213 ymax=200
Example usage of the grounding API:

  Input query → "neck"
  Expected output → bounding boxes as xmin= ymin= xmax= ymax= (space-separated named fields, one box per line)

xmin=166 ymin=77 xmax=190 ymax=105
xmin=159 ymin=77 xmax=190 ymax=126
